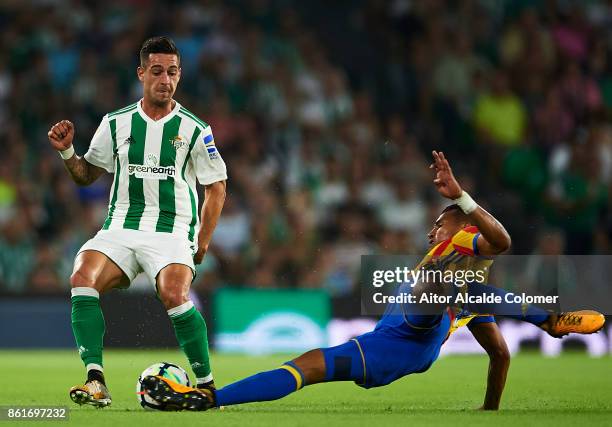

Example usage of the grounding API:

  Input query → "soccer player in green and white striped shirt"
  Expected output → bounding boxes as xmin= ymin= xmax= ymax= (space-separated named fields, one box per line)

xmin=47 ymin=36 xmax=226 ymax=408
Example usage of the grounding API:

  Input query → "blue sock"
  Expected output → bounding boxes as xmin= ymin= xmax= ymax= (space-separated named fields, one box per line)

xmin=215 ymin=362 xmax=304 ymax=407
xmin=463 ymin=282 xmax=549 ymax=325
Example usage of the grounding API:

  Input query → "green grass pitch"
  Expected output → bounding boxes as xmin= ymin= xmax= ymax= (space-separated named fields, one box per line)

xmin=0 ymin=350 xmax=610 ymax=426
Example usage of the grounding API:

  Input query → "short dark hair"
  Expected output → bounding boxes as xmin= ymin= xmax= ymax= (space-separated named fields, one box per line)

xmin=441 ymin=204 xmax=462 ymax=214
xmin=441 ymin=204 xmax=470 ymax=222
xmin=139 ymin=36 xmax=180 ymax=67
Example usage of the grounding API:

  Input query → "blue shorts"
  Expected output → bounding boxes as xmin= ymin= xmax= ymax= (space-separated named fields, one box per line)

xmin=321 ymin=310 xmax=452 ymax=388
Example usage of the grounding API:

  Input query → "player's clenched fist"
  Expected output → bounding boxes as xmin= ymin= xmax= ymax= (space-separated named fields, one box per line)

xmin=48 ymin=120 xmax=75 ymax=151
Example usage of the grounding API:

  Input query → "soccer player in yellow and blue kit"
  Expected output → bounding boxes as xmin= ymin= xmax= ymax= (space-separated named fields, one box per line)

xmin=143 ymin=151 xmax=605 ymax=411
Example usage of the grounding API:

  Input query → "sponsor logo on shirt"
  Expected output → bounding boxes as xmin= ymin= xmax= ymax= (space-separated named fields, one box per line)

xmin=146 ymin=154 xmax=158 ymax=166
xmin=128 ymin=155 xmax=175 ymax=179
xmin=128 ymin=164 xmax=176 ymax=179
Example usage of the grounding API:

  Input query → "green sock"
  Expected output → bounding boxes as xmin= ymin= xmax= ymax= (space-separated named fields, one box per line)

xmin=169 ymin=303 xmax=212 ymax=381
xmin=71 ymin=288 xmax=105 ymax=369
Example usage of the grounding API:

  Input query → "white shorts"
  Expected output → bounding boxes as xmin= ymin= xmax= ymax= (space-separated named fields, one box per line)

xmin=77 ymin=229 xmax=197 ymax=286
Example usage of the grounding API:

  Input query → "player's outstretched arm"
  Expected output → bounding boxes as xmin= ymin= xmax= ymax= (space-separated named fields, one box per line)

xmin=468 ymin=321 xmax=510 ymax=410
xmin=194 ymin=180 xmax=226 ymax=264
xmin=48 ymin=120 xmax=105 ymax=186
xmin=430 ymin=151 xmax=511 ymax=256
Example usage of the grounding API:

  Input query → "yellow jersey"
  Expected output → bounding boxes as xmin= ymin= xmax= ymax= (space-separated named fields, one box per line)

xmin=417 ymin=226 xmax=495 ymax=336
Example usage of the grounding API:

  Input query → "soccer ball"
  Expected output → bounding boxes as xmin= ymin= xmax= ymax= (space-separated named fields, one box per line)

xmin=136 ymin=362 xmax=191 ymax=410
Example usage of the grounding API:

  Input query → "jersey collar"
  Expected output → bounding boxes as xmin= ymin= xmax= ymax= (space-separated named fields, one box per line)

xmin=136 ymin=98 xmax=181 ymax=126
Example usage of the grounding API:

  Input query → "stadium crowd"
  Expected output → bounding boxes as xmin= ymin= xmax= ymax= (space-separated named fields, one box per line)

xmin=0 ymin=0 xmax=611 ymax=295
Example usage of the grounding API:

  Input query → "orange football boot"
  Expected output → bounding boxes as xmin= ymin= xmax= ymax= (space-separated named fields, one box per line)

xmin=142 ymin=375 xmax=215 ymax=411
xmin=541 ymin=310 xmax=605 ymax=338
xmin=69 ymin=380 xmax=111 ymax=407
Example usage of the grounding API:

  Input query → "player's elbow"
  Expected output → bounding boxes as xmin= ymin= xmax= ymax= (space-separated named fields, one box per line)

xmin=491 ymin=234 xmax=511 ymax=255
xmin=206 ymin=180 xmax=226 ymax=198
xmin=497 ymin=235 xmax=511 ymax=253
xmin=72 ymin=176 xmax=93 ymax=186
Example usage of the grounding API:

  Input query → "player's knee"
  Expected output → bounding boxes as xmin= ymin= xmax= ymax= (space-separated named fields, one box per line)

xmin=293 ymin=349 xmax=326 ymax=384
xmin=158 ymin=286 xmax=188 ymax=310
xmin=492 ymin=347 xmax=511 ymax=364
xmin=303 ymin=363 xmax=326 ymax=383
xmin=157 ymin=268 xmax=191 ymax=309
xmin=70 ymin=269 xmax=98 ymax=288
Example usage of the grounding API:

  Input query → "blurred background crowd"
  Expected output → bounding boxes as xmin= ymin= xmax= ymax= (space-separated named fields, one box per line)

xmin=1 ymin=0 xmax=611 ymax=295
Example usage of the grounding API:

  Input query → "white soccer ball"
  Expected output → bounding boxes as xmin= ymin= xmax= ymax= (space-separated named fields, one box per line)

xmin=136 ymin=362 xmax=191 ymax=410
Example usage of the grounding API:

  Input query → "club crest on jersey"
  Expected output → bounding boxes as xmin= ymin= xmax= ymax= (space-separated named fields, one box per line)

xmin=169 ymin=135 xmax=187 ymax=150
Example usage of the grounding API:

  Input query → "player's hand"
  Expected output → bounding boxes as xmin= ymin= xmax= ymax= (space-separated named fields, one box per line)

xmin=430 ymin=150 xmax=463 ymax=199
xmin=194 ymin=244 xmax=208 ymax=265
xmin=48 ymin=120 xmax=75 ymax=151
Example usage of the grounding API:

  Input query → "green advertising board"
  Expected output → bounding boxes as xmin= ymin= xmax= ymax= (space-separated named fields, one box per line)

xmin=214 ymin=288 xmax=330 ymax=354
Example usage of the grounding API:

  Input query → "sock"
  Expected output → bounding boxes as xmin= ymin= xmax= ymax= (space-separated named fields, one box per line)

xmin=71 ymin=287 xmax=105 ymax=369
xmin=215 ymin=363 xmax=304 ymax=407
xmin=87 ymin=368 xmax=106 ymax=385
xmin=196 ymin=375 xmax=214 ymax=387
xmin=169 ymin=302 xmax=212 ymax=379
xmin=463 ymin=282 xmax=550 ymax=325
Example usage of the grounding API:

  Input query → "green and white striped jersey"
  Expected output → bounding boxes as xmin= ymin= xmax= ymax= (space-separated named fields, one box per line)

xmin=84 ymin=99 xmax=227 ymax=242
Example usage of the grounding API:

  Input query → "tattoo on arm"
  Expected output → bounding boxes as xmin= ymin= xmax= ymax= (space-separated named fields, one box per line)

xmin=63 ymin=156 xmax=104 ymax=186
